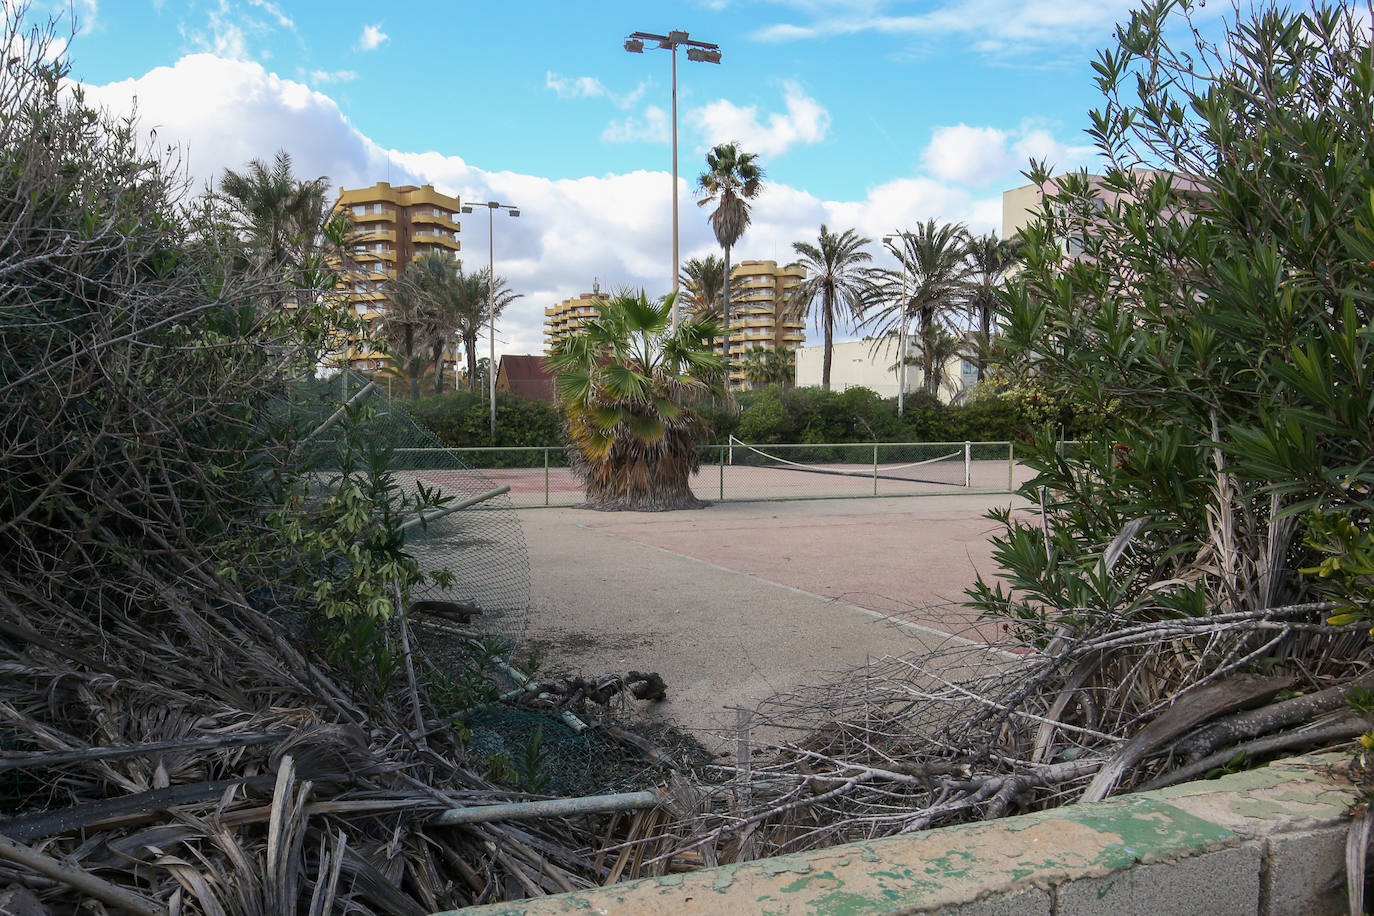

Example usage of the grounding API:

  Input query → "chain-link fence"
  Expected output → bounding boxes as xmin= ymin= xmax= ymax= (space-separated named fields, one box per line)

xmin=389 ymin=439 xmax=1025 ymax=508
xmin=304 ymin=373 xmax=532 ymax=650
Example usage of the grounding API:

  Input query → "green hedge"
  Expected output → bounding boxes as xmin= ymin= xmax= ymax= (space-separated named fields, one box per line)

xmin=403 ymin=385 xmax=1097 ymax=457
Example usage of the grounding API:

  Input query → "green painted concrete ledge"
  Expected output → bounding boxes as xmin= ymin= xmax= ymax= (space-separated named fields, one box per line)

xmin=445 ymin=753 xmax=1359 ymax=915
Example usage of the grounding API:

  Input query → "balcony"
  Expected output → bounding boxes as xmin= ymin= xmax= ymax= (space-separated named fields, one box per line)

xmin=412 ymin=231 xmax=461 ymax=250
xmin=410 ymin=211 xmax=461 ymax=231
xmin=352 ymin=229 xmax=396 ymax=245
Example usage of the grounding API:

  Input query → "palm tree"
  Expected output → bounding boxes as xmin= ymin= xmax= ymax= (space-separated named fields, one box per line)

xmin=678 ymin=254 xmax=742 ymax=322
xmin=786 ymin=225 xmax=873 ymax=390
xmin=218 ymin=150 xmax=330 ymax=283
xmin=546 ymin=291 xmax=725 ymax=511
xmin=378 ymin=272 xmax=437 ymax=401
xmin=868 ymin=220 xmax=970 ymax=396
xmin=395 ymin=251 xmax=471 ymax=395
xmin=696 ymin=143 xmax=764 ymax=369
xmin=963 ymin=232 xmax=1023 ymax=382
xmin=742 ymin=346 xmax=796 ymax=389
xmin=448 ymin=268 xmax=521 ymax=394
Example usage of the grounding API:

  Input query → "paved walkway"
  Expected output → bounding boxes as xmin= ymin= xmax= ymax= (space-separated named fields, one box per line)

xmin=517 ymin=494 xmax=1027 ymax=741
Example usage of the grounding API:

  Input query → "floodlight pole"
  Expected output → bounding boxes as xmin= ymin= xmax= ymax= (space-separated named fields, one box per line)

xmin=461 ymin=200 xmax=520 ymax=441
xmin=625 ymin=29 xmax=721 ymax=331
xmin=884 ymin=234 xmax=910 ymax=416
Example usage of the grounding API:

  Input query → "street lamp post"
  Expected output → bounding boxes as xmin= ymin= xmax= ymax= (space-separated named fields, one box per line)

xmin=460 ymin=200 xmax=520 ymax=441
xmin=883 ymin=233 xmax=910 ymax=416
xmin=624 ymin=29 xmax=720 ymax=330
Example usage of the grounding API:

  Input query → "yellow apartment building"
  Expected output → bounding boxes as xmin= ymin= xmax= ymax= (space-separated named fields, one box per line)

xmin=543 ymin=283 xmax=609 ymax=352
xmin=333 ymin=181 xmax=463 ymax=371
xmin=709 ymin=259 xmax=806 ymax=385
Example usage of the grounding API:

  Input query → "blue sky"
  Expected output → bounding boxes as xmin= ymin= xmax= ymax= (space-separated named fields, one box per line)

xmin=42 ymin=0 xmax=1150 ymax=354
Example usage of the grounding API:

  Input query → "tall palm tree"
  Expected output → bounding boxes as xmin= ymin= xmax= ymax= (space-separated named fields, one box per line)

xmin=963 ymin=232 xmax=1023 ymax=382
xmin=696 ymin=143 xmax=764 ymax=369
xmin=786 ymin=225 xmax=873 ymax=390
xmin=868 ymin=220 xmax=970 ymax=396
xmin=453 ymin=268 xmax=521 ymax=394
xmin=378 ymin=272 xmax=437 ymax=402
xmin=547 ymin=291 xmax=725 ymax=510
xmin=397 ymin=251 xmax=471 ymax=395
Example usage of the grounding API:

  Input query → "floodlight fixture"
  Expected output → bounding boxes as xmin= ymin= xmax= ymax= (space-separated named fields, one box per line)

xmin=624 ymin=27 xmax=723 ymax=329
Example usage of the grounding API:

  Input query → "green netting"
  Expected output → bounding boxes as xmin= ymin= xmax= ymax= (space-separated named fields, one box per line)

xmin=293 ymin=372 xmax=531 ymax=651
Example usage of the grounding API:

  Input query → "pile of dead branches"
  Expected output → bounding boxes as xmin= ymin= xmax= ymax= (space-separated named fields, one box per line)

xmin=645 ymin=601 xmax=1370 ymax=867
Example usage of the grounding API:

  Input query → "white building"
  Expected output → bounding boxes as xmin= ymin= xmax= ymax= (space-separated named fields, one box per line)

xmin=795 ymin=338 xmax=977 ymax=405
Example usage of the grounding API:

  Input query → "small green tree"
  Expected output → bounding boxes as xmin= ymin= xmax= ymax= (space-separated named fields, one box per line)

xmin=970 ymin=0 xmax=1374 ymax=643
xmin=547 ymin=291 xmax=725 ymax=510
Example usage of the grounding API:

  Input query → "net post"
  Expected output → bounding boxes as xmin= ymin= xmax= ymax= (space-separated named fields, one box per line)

xmin=544 ymin=448 xmax=550 ymax=506
xmin=964 ymin=441 xmax=972 ymax=488
xmin=719 ymin=445 xmax=725 ymax=501
xmin=1008 ymin=440 xmax=1015 ymax=492
xmin=873 ymin=444 xmax=879 ymax=496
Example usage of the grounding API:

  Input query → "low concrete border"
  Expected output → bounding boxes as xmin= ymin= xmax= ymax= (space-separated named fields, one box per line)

xmin=447 ymin=752 xmax=1358 ymax=915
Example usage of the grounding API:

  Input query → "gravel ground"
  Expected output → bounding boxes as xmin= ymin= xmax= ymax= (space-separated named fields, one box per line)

xmin=516 ymin=493 xmax=1030 ymax=745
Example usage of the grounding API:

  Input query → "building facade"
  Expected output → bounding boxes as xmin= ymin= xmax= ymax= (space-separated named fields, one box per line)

xmin=682 ymin=259 xmax=806 ymax=386
xmin=543 ymin=285 xmax=609 ymax=352
xmin=795 ymin=338 xmax=977 ymax=405
xmin=333 ymin=182 xmax=463 ymax=371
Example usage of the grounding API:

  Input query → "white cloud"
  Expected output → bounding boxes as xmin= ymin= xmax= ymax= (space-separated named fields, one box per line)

xmin=545 ymin=71 xmax=648 ymax=109
xmin=601 ymin=105 xmax=670 ymax=144
xmin=77 ymin=54 xmax=1067 ymax=358
xmin=753 ymin=0 xmax=1135 ymax=58
xmin=923 ymin=122 xmax=1095 ymax=186
xmin=309 ymin=68 xmax=358 ymax=84
xmin=246 ymin=0 xmax=293 ymax=31
xmin=690 ymin=81 xmax=830 ymax=158
xmin=356 ymin=23 xmax=387 ymax=51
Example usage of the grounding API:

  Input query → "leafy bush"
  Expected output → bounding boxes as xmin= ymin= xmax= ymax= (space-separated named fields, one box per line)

xmin=969 ymin=0 xmax=1374 ymax=640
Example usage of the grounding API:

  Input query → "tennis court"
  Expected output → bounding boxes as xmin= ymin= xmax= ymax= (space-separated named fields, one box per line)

xmin=399 ymin=440 xmax=1030 ymax=508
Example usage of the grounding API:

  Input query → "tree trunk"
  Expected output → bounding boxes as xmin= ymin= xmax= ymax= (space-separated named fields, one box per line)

xmin=721 ymin=246 xmax=732 ymax=383
xmin=432 ymin=341 xmax=445 ymax=396
xmin=977 ymin=304 xmax=992 ymax=383
xmin=465 ymin=332 xmax=479 ymax=393
xmin=821 ymin=292 xmax=834 ymax=391
xmin=920 ymin=308 xmax=936 ymax=397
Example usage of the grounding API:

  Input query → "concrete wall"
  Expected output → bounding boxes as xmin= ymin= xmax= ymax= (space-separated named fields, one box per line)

xmin=450 ymin=752 xmax=1358 ymax=915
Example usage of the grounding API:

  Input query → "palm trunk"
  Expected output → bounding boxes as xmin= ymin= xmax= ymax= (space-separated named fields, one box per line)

xmin=821 ymin=294 xmax=834 ymax=391
xmin=465 ymin=332 xmax=479 ymax=393
xmin=978 ymin=303 xmax=992 ymax=383
xmin=721 ymin=246 xmax=732 ymax=383
xmin=432 ymin=341 xmax=445 ymax=395
xmin=920 ymin=308 xmax=936 ymax=397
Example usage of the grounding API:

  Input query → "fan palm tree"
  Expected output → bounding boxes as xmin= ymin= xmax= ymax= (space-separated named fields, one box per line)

xmin=963 ymin=232 xmax=1023 ymax=382
xmin=868 ymin=220 xmax=970 ymax=396
xmin=696 ymin=143 xmax=764 ymax=369
xmin=786 ymin=225 xmax=873 ymax=390
xmin=547 ymin=291 xmax=725 ymax=511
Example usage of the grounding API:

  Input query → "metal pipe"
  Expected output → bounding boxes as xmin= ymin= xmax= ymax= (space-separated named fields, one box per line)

xmin=301 ymin=381 xmax=377 ymax=446
xmin=494 ymin=659 xmax=587 ymax=732
xmin=399 ymin=485 xmax=510 ymax=534
xmin=431 ymin=790 xmax=659 ymax=826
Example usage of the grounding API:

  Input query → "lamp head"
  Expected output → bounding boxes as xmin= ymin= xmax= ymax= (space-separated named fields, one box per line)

xmin=461 ymin=205 xmax=473 ymax=213
xmin=685 ymin=47 xmax=721 ymax=63
xmin=624 ymin=38 xmax=644 ymax=52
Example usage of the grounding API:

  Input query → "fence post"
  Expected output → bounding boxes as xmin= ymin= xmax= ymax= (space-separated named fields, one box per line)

xmin=873 ymin=444 xmax=879 ymax=496
xmin=964 ymin=441 xmax=972 ymax=488
xmin=719 ymin=446 xmax=725 ymax=501
xmin=544 ymin=448 xmax=550 ymax=507
xmin=1008 ymin=440 xmax=1015 ymax=492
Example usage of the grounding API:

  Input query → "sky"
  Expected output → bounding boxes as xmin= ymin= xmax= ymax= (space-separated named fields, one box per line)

xmin=30 ymin=0 xmax=1147 ymax=356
